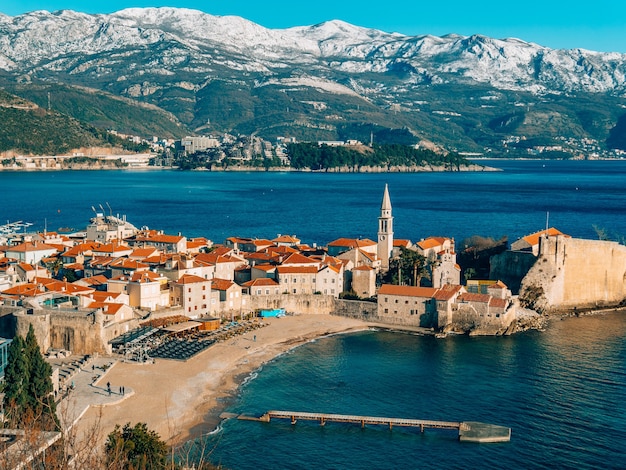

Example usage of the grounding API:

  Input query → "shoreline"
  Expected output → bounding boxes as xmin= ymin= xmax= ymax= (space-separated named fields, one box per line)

xmin=72 ymin=308 xmax=623 ymax=453
xmin=74 ymin=314 xmax=372 ymax=449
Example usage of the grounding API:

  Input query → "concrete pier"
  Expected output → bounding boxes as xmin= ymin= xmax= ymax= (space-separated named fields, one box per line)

xmin=234 ymin=410 xmax=511 ymax=443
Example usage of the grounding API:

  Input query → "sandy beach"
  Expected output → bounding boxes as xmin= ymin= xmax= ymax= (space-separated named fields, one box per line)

xmin=74 ymin=314 xmax=370 ymax=449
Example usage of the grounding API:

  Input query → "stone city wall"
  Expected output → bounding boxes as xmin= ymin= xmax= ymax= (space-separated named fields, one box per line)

xmin=520 ymin=236 xmax=626 ymax=313
xmin=246 ymin=294 xmax=337 ymax=315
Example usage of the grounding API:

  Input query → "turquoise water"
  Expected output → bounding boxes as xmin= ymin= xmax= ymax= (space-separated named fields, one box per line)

xmin=205 ymin=313 xmax=626 ymax=469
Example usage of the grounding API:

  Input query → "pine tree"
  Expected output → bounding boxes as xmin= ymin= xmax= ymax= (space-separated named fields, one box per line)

xmin=2 ymin=325 xmax=59 ymax=430
xmin=24 ymin=324 xmax=59 ymax=431
xmin=2 ymin=335 xmax=29 ymax=426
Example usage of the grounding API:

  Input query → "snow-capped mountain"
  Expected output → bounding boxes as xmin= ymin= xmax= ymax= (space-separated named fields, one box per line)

xmin=1 ymin=7 xmax=625 ymax=93
xmin=1 ymin=7 xmax=626 ymax=150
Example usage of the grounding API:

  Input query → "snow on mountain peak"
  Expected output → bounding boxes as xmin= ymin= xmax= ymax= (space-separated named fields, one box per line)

xmin=0 ymin=7 xmax=625 ymax=95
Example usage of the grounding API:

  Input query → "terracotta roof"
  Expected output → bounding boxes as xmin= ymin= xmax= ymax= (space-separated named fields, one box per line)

xmin=130 ymin=247 xmax=160 ymax=259
xmin=17 ymin=263 xmax=36 ymax=272
xmin=176 ymin=274 xmax=209 ymax=284
xmin=276 ymin=266 xmax=318 ymax=274
xmin=109 ymin=258 xmax=150 ymax=270
xmin=282 ymin=253 xmax=318 ymax=265
xmin=353 ymin=265 xmax=374 ymax=271
xmin=432 ymin=284 xmax=463 ymax=301
xmin=393 ymin=239 xmax=412 ymax=247
xmin=457 ymin=292 xmax=492 ymax=303
xmin=521 ymin=227 xmax=569 ymax=246
xmin=416 ymin=237 xmax=448 ymax=250
xmin=137 ymin=233 xmax=184 ymax=244
xmin=88 ymin=301 xmax=125 ymax=315
xmin=88 ymin=291 xmax=122 ymax=302
xmin=241 ymin=278 xmax=280 ymax=287
xmin=211 ymin=278 xmax=235 ymax=291
xmin=328 ymin=238 xmax=377 ymax=248
xmin=272 ymin=234 xmax=301 ymax=244
xmin=130 ymin=271 xmax=162 ymax=283
xmin=1 ymin=283 xmax=40 ymax=296
xmin=81 ymin=275 xmax=109 ymax=286
xmin=211 ymin=246 xmax=234 ymax=256
xmin=6 ymin=241 xmax=58 ymax=253
xmin=490 ymin=298 xmax=508 ymax=309
xmin=252 ymin=264 xmax=276 ymax=272
xmin=377 ymin=284 xmax=438 ymax=298
xmin=359 ymin=249 xmax=377 ymax=262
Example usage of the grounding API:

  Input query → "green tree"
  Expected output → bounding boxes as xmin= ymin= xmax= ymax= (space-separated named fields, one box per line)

xmin=2 ymin=335 xmax=29 ymax=426
xmin=105 ymin=422 xmax=168 ymax=470
xmin=25 ymin=325 xmax=59 ymax=431
xmin=2 ymin=326 xmax=58 ymax=431
xmin=384 ymin=247 xmax=427 ymax=286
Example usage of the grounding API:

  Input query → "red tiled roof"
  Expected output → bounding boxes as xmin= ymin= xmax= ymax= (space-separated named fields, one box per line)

xmin=393 ymin=239 xmax=411 ymax=247
xmin=377 ymin=284 xmax=438 ymax=298
xmin=490 ymin=298 xmax=508 ymax=309
xmin=276 ymin=266 xmax=318 ymax=274
xmin=521 ymin=227 xmax=568 ymax=246
xmin=416 ymin=237 xmax=448 ymax=250
xmin=130 ymin=271 xmax=162 ymax=283
xmin=432 ymin=284 xmax=463 ymax=301
xmin=458 ymin=292 xmax=491 ymax=303
xmin=7 ymin=241 xmax=58 ymax=253
xmin=176 ymin=274 xmax=209 ymax=284
xmin=136 ymin=233 xmax=184 ymax=244
xmin=241 ymin=278 xmax=280 ymax=287
xmin=211 ymin=278 xmax=235 ymax=291
xmin=272 ymin=234 xmax=301 ymax=244
xmin=328 ymin=238 xmax=377 ymax=248
xmin=282 ymin=253 xmax=317 ymax=265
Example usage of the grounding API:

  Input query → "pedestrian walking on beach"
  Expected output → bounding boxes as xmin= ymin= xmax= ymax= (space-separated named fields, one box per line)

xmin=107 ymin=381 xmax=111 ymax=396
xmin=119 ymin=386 xmax=122 ymax=395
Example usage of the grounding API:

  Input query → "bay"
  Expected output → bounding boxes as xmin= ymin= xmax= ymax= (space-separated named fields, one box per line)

xmin=1 ymin=159 xmax=626 ymax=469
xmin=1 ymin=159 xmax=626 ymax=246
xmin=205 ymin=313 xmax=626 ymax=470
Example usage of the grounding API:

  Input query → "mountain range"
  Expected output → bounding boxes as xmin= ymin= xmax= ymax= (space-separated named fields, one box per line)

xmin=1 ymin=7 xmax=626 ymax=155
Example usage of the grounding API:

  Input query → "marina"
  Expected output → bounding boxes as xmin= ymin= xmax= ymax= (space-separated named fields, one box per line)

xmin=233 ymin=410 xmax=512 ymax=443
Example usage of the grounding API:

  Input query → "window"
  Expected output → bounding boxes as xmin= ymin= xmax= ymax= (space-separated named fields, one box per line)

xmin=188 ymin=297 xmax=191 ymax=302
xmin=202 ymin=295 xmax=206 ymax=300
xmin=332 ymin=279 xmax=335 ymax=284
xmin=202 ymin=286 xmax=206 ymax=290
xmin=385 ymin=297 xmax=388 ymax=302
xmin=395 ymin=299 xmax=398 ymax=303
xmin=256 ymin=289 xmax=262 ymax=295
xmin=405 ymin=300 xmax=409 ymax=304
xmin=188 ymin=288 xmax=191 ymax=293
xmin=265 ymin=289 xmax=270 ymax=295
xmin=293 ymin=289 xmax=297 ymax=294
xmin=384 ymin=308 xmax=388 ymax=313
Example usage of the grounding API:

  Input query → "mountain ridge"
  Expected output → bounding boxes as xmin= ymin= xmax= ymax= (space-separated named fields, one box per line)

xmin=1 ymin=7 xmax=626 ymax=154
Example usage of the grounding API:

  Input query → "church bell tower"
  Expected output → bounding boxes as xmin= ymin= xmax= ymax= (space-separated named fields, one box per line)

xmin=377 ymin=184 xmax=394 ymax=270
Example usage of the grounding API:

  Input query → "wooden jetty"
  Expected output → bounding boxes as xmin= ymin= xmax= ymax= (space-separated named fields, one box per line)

xmin=231 ymin=410 xmax=511 ymax=443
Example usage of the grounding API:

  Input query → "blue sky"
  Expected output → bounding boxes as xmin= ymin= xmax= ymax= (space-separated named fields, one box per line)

xmin=2 ymin=0 xmax=625 ymax=53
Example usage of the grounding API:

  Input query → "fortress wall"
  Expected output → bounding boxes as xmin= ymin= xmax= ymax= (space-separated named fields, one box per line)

xmin=521 ymin=236 xmax=626 ymax=312
xmin=333 ymin=299 xmax=382 ymax=322
xmin=15 ymin=309 xmax=110 ymax=355
xmin=15 ymin=311 xmax=51 ymax=352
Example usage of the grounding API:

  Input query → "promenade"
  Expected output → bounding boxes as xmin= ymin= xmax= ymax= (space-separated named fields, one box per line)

xmin=55 ymin=356 xmax=133 ymax=431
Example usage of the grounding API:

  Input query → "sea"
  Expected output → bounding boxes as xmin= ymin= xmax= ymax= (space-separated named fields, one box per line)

xmin=1 ymin=159 xmax=626 ymax=469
